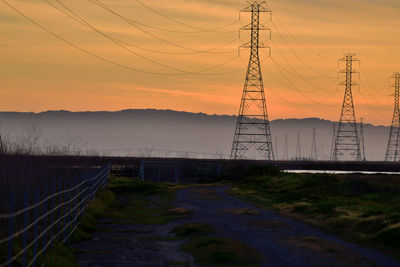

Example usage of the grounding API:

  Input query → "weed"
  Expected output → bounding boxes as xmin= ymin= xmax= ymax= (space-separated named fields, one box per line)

xmin=172 ymin=223 xmax=216 ymax=237
xmin=182 ymin=236 xmax=261 ymax=266
xmin=232 ymin=172 xmax=400 ymax=260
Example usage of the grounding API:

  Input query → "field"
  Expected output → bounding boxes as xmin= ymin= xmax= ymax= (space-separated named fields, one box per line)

xmin=1 ymin=159 xmax=400 ymax=266
xmin=230 ymin=166 xmax=400 ymax=260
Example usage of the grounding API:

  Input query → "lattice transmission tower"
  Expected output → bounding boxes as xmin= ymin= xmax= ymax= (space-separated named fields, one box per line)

xmin=310 ymin=128 xmax=317 ymax=160
xmin=332 ymin=54 xmax=361 ymax=161
xmin=284 ymin=133 xmax=289 ymax=160
xmin=295 ymin=131 xmax=301 ymax=160
xmin=385 ymin=73 xmax=400 ymax=161
xmin=230 ymin=1 xmax=274 ymax=160
xmin=359 ymin=117 xmax=366 ymax=161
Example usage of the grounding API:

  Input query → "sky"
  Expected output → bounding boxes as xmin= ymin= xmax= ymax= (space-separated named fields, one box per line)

xmin=0 ymin=0 xmax=400 ymax=125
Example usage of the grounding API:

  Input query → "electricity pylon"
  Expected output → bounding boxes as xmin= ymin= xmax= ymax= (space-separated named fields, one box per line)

xmin=332 ymin=54 xmax=361 ymax=161
xmin=284 ymin=133 xmax=288 ymax=160
xmin=385 ymin=73 xmax=400 ymax=161
xmin=295 ymin=131 xmax=301 ymax=160
xmin=330 ymin=123 xmax=336 ymax=160
xmin=310 ymin=128 xmax=317 ymax=160
xmin=359 ymin=117 xmax=366 ymax=161
xmin=230 ymin=1 xmax=274 ymax=160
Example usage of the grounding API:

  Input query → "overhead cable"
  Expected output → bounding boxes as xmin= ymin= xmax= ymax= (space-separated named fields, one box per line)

xmin=50 ymin=0 xmax=241 ymax=75
xmin=2 ymin=0 xmax=240 ymax=76
xmin=90 ymin=0 xmax=238 ymax=54
xmin=133 ymin=0 xmax=239 ymax=33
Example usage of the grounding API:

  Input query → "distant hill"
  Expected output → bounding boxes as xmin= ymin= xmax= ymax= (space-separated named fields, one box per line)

xmin=0 ymin=109 xmax=390 ymax=160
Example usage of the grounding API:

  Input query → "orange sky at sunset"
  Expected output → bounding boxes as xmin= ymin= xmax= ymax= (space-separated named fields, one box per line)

xmin=1 ymin=0 xmax=400 ymax=125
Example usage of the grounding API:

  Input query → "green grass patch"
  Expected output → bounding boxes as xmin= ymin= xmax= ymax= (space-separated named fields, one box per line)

xmin=172 ymin=223 xmax=216 ymax=237
xmin=41 ymin=243 xmax=78 ymax=267
xmin=182 ymin=236 xmax=261 ymax=266
xmin=172 ymin=223 xmax=261 ymax=266
xmin=232 ymin=172 xmax=400 ymax=261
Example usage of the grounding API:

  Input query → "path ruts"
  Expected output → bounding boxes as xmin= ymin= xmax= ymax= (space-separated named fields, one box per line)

xmin=74 ymin=186 xmax=399 ymax=267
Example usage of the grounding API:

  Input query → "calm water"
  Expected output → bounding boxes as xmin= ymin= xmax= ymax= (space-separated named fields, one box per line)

xmin=285 ymin=170 xmax=400 ymax=175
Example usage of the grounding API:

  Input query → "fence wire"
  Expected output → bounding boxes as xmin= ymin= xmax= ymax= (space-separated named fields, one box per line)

xmin=0 ymin=163 xmax=110 ymax=267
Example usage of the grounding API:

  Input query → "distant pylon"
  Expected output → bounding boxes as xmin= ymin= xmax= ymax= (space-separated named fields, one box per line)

xmin=284 ymin=133 xmax=289 ymax=160
xmin=230 ymin=1 xmax=274 ymax=160
xmin=332 ymin=53 xmax=361 ymax=161
xmin=385 ymin=72 xmax=400 ymax=161
xmin=359 ymin=117 xmax=366 ymax=161
xmin=310 ymin=128 xmax=317 ymax=160
xmin=275 ymin=136 xmax=279 ymax=160
xmin=330 ymin=123 xmax=336 ymax=160
xmin=295 ymin=131 xmax=301 ymax=160
xmin=0 ymin=134 xmax=3 ymax=154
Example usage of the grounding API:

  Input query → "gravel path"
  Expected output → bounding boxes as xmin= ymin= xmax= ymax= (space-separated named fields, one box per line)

xmin=73 ymin=185 xmax=399 ymax=266
xmin=174 ymin=186 xmax=400 ymax=267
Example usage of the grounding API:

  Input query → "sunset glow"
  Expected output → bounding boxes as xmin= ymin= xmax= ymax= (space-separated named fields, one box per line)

xmin=1 ymin=0 xmax=399 ymax=125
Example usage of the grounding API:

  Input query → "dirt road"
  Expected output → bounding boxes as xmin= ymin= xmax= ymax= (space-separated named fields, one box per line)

xmin=74 ymin=185 xmax=399 ymax=266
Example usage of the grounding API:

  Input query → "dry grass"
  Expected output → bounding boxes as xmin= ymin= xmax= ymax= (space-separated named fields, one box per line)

xmin=285 ymin=235 xmax=375 ymax=267
xmin=218 ymin=208 xmax=260 ymax=216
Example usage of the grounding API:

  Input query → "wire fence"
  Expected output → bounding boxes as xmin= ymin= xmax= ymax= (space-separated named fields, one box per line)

xmin=138 ymin=160 xmax=221 ymax=183
xmin=0 ymin=163 xmax=110 ymax=267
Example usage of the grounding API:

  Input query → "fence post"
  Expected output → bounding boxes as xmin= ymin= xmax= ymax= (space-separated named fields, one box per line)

xmin=50 ymin=181 xmax=56 ymax=248
xmin=174 ymin=161 xmax=180 ymax=183
xmin=63 ymin=180 xmax=68 ymax=242
xmin=72 ymin=177 xmax=78 ymax=241
xmin=33 ymin=187 xmax=40 ymax=267
xmin=42 ymin=183 xmax=48 ymax=252
xmin=140 ymin=160 xmax=145 ymax=181
xmin=58 ymin=180 xmax=62 ymax=243
xmin=66 ymin=179 xmax=72 ymax=243
xmin=91 ymin=171 xmax=96 ymax=200
xmin=158 ymin=165 xmax=161 ymax=183
xmin=22 ymin=190 xmax=29 ymax=267
xmin=7 ymin=192 xmax=15 ymax=267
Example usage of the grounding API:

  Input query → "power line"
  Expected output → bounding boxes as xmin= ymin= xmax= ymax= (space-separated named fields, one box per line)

xmin=47 ymin=0 xmax=236 ymax=56
xmin=90 ymin=0 xmax=239 ymax=55
xmin=133 ymin=0 xmax=239 ymax=33
xmin=267 ymin=58 xmax=338 ymax=106
xmin=270 ymin=21 xmax=336 ymax=79
xmin=269 ymin=37 xmax=337 ymax=91
xmin=265 ymin=3 xmax=335 ymax=61
xmin=262 ymin=66 xmax=337 ymax=107
xmin=2 ymin=0 xmax=241 ymax=76
xmin=47 ymin=0 xmax=241 ymax=75
xmin=239 ymin=55 xmax=335 ymax=107
xmin=269 ymin=50 xmax=338 ymax=94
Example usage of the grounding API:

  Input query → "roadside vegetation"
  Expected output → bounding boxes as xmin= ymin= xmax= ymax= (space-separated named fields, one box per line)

xmin=172 ymin=223 xmax=261 ymax=266
xmin=38 ymin=175 xmax=178 ymax=266
xmin=39 ymin=174 xmax=263 ymax=266
xmin=230 ymin=165 xmax=400 ymax=260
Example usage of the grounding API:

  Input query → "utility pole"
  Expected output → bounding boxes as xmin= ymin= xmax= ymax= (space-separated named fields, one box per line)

xmin=284 ymin=133 xmax=289 ymax=160
xmin=359 ymin=117 xmax=366 ymax=161
xmin=332 ymin=54 xmax=361 ymax=161
xmin=275 ymin=136 xmax=279 ymax=160
xmin=295 ymin=131 xmax=301 ymax=160
xmin=310 ymin=128 xmax=317 ymax=160
xmin=231 ymin=1 xmax=274 ymax=160
xmin=385 ymin=72 xmax=400 ymax=161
